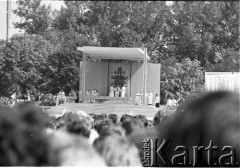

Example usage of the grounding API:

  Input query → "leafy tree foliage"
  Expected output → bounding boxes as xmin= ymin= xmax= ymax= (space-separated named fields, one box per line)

xmin=160 ymin=58 xmax=204 ymax=103
xmin=13 ymin=0 xmax=52 ymax=35
xmin=0 ymin=34 xmax=54 ymax=96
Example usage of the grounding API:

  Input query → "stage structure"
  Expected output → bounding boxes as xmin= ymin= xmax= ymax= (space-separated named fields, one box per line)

xmin=77 ymin=46 xmax=161 ymax=105
xmin=205 ymin=72 xmax=240 ymax=94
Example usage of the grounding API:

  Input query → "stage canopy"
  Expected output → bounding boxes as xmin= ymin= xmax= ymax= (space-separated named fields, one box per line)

xmin=77 ymin=46 xmax=157 ymax=105
xmin=77 ymin=46 xmax=150 ymax=60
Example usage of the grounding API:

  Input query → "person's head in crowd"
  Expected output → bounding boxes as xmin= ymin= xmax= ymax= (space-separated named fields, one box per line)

xmin=66 ymin=115 xmax=92 ymax=138
xmin=153 ymin=109 xmax=174 ymax=127
xmin=0 ymin=103 xmax=56 ymax=166
xmin=121 ymin=117 xmax=145 ymax=135
xmin=108 ymin=113 xmax=118 ymax=124
xmin=50 ymin=131 xmax=106 ymax=166
xmin=158 ymin=91 xmax=240 ymax=166
xmin=12 ymin=101 xmax=48 ymax=129
xmin=54 ymin=112 xmax=75 ymax=129
xmin=76 ymin=110 xmax=94 ymax=128
xmin=94 ymin=134 xmax=141 ymax=166
xmin=128 ymin=127 xmax=158 ymax=164
xmin=134 ymin=114 xmax=148 ymax=127
xmin=75 ymin=110 xmax=88 ymax=118
xmin=45 ymin=115 xmax=56 ymax=131
xmin=89 ymin=113 xmax=97 ymax=120
xmin=94 ymin=117 xmax=113 ymax=133
xmin=98 ymin=126 xmax=125 ymax=139
xmin=120 ymin=114 xmax=133 ymax=123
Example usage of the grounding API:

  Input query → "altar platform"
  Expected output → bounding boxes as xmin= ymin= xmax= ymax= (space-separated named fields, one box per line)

xmin=44 ymin=102 xmax=165 ymax=120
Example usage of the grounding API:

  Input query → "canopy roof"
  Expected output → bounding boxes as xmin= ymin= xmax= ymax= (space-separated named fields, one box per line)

xmin=77 ymin=46 xmax=149 ymax=60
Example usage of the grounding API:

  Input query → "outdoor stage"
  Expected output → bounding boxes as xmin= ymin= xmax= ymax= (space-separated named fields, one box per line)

xmin=44 ymin=102 xmax=164 ymax=120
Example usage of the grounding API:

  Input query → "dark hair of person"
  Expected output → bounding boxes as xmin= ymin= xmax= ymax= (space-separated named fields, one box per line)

xmin=134 ymin=114 xmax=148 ymax=127
xmin=121 ymin=117 xmax=145 ymax=135
xmin=66 ymin=116 xmax=91 ymax=138
xmin=0 ymin=103 xmax=57 ymax=166
xmin=108 ymin=113 xmax=118 ymax=124
xmin=120 ymin=114 xmax=133 ymax=123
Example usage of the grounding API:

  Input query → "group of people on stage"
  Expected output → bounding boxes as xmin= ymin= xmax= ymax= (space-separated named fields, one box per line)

xmin=85 ymin=89 xmax=100 ymax=103
xmin=109 ymin=84 xmax=126 ymax=98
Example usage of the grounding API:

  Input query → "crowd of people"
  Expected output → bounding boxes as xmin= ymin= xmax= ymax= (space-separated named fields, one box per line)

xmin=0 ymin=91 xmax=239 ymax=166
xmin=85 ymin=89 xmax=100 ymax=103
xmin=0 ymin=90 xmax=70 ymax=107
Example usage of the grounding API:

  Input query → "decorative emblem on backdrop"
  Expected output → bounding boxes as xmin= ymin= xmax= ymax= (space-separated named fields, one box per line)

xmin=111 ymin=66 xmax=128 ymax=87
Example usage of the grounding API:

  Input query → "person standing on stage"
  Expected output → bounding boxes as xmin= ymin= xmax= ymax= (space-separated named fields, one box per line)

xmin=85 ymin=90 xmax=90 ymax=103
xmin=155 ymin=94 xmax=160 ymax=108
xmin=121 ymin=84 xmax=126 ymax=98
xmin=139 ymin=92 xmax=143 ymax=105
xmin=115 ymin=86 xmax=120 ymax=97
xmin=135 ymin=92 xmax=140 ymax=105
xmin=109 ymin=84 xmax=114 ymax=98
xmin=91 ymin=89 xmax=96 ymax=103
xmin=147 ymin=91 xmax=153 ymax=105
xmin=96 ymin=90 xmax=99 ymax=97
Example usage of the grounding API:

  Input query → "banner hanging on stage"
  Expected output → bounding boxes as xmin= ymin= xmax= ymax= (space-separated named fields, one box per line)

xmin=109 ymin=63 xmax=131 ymax=97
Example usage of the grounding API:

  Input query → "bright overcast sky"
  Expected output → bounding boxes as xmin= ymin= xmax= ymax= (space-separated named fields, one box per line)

xmin=0 ymin=0 xmax=173 ymax=40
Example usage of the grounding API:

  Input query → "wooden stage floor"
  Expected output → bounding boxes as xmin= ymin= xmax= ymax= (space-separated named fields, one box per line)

xmin=44 ymin=103 xmax=166 ymax=120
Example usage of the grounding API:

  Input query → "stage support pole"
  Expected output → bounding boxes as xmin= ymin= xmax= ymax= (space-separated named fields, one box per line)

xmin=143 ymin=48 xmax=147 ymax=105
xmin=82 ymin=52 xmax=86 ymax=103
xmin=79 ymin=60 xmax=81 ymax=103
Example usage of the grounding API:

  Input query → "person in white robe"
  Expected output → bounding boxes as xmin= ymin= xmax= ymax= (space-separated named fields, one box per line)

xmin=135 ymin=92 xmax=140 ymax=105
xmin=109 ymin=85 xmax=115 ymax=98
xmin=147 ymin=91 xmax=153 ymax=105
xmin=121 ymin=85 xmax=126 ymax=98
xmin=139 ymin=92 xmax=143 ymax=105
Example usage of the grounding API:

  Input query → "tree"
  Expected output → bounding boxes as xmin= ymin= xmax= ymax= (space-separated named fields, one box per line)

xmin=162 ymin=1 xmax=239 ymax=69
xmin=160 ymin=58 xmax=204 ymax=103
xmin=13 ymin=0 xmax=52 ymax=35
xmin=0 ymin=34 xmax=54 ymax=97
xmin=207 ymin=48 xmax=239 ymax=72
xmin=53 ymin=1 xmax=171 ymax=57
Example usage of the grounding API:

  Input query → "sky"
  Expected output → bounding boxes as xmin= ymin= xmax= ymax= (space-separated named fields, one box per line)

xmin=0 ymin=0 xmax=173 ymax=40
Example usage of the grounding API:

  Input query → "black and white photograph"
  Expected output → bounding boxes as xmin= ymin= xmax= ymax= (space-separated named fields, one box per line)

xmin=0 ymin=0 xmax=239 ymax=167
